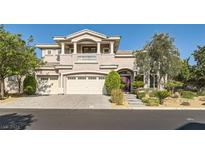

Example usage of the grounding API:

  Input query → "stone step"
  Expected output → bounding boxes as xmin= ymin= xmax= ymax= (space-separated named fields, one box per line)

xmin=125 ymin=94 xmax=144 ymax=106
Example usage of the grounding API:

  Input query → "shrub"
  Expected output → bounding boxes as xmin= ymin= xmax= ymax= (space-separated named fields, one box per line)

xmin=180 ymin=101 xmax=190 ymax=106
xmin=197 ymin=90 xmax=205 ymax=96
xmin=111 ymin=89 xmax=124 ymax=105
xmin=180 ymin=90 xmax=196 ymax=99
xmin=148 ymin=90 xmax=158 ymax=97
xmin=23 ymin=74 xmax=37 ymax=95
xmin=201 ymin=103 xmax=205 ymax=105
xmin=24 ymin=86 xmax=35 ymax=95
xmin=142 ymin=98 xmax=160 ymax=106
xmin=138 ymin=92 xmax=146 ymax=99
xmin=132 ymin=81 xmax=145 ymax=98
xmin=132 ymin=81 xmax=144 ymax=89
xmin=154 ymin=90 xmax=171 ymax=104
xmin=164 ymin=81 xmax=183 ymax=93
xmin=105 ymin=71 xmax=121 ymax=95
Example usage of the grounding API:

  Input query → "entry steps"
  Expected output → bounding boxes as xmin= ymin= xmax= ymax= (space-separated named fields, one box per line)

xmin=125 ymin=94 xmax=144 ymax=106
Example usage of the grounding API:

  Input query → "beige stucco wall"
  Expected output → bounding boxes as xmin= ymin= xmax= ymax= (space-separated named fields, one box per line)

xmin=39 ymin=54 xmax=135 ymax=76
xmin=58 ymin=54 xmax=135 ymax=70
xmin=43 ymin=55 xmax=59 ymax=63
xmin=114 ymin=57 xmax=135 ymax=70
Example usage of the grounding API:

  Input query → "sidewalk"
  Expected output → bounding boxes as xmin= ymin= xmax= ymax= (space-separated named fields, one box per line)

xmin=1 ymin=95 xmax=205 ymax=110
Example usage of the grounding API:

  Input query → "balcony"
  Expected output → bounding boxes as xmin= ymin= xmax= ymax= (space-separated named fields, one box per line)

xmin=75 ymin=54 xmax=98 ymax=64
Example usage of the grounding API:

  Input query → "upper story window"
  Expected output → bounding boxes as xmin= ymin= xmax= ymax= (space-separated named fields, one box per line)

xmin=69 ymin=48 xmax=74 ymax=53
xmin=82 ymin=46 xmax=97 ymax=53
xmin=103 ymin=48 xmax=110 ymax=54
xmin=47 ymin=50 xmax=52 ymax=55
xmin=91 ymin=47 xmax=96 ymax=53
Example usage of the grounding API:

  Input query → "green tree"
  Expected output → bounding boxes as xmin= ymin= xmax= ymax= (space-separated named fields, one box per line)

xmin=23 ymin=74 xmax=37 ymax=95
xmin=191 ymin=46 xmax=205 ymax=90
xmin=0 ymin=25 xmax=24 ymax=99
xmin=12 ymin=36 xmax=42 ymax=94
xmin=135 ymin=33 xmax=181 ymax=89
xmin=176 ymin=59 xmax=191 ymax=83
xmin=105 ymin=71 xmax=121 ymax=95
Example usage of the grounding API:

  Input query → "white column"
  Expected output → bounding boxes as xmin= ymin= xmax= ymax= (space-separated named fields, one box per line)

xmin=110 ymin=41 xmax=114 ymax=54
xmin=97 ymin=42 xmax=101 ymax=54
xmin=61 ymin=42 xmax=65 ymax=54
xmin=60 ymin=74 xmax=63 ymax=88
xmin=73 ymin=42 xmax=77 ymax=54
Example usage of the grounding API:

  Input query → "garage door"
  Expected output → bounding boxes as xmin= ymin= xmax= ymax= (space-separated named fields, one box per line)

xmin=37 ymin=76 xmax=59 ymax=95
xmin=66 ymin=75 xmax=106 ymax=94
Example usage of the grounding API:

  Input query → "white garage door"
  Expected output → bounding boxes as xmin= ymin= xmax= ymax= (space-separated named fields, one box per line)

xmin=66 ymin=75 xmax=106 ymax=94
xmin=37 ymin=76 xmax=59 ymax=95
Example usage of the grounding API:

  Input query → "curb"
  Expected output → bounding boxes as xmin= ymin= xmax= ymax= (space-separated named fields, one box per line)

xmin=0 ymin=106 xmax=205 ymax=110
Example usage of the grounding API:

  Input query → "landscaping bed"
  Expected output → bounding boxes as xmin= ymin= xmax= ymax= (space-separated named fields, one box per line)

xmin=162 ymin=96 xmax=205 ymax=108
xmin=137 ymin=88 xmax=205 ymax=108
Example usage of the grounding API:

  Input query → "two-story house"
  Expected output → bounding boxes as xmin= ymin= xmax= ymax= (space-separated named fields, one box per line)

xmin=35 ymin=29 xmax=136 ymax=95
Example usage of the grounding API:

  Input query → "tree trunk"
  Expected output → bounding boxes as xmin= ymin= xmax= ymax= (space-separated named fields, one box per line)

xmin=157 ymin=71 xmax=160 ymax=89
xmin=17 ymin=77 xmax=22 ymax=95
xmin=0 ymin=78 xmax=4 ymax=99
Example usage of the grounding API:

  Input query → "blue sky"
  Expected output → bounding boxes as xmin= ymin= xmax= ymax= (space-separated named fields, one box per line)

xmin=4 ymin=24 xmax=205 ymax=64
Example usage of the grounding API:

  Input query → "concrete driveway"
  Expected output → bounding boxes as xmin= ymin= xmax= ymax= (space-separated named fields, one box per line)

xmin=0 ymin=95 xmax=112 ymax=109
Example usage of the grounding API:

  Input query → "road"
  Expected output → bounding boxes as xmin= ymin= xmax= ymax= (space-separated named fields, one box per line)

xmin=0 ymin=109 xmax=205 ymax=130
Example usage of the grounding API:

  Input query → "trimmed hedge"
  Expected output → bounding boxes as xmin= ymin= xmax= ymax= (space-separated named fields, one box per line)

xmin=111 ymin=89 xmax=124 ymax=105
xmin=105 ymin=71 xmax=121 ymax=95
xmin=23 ymin=74 xmax=37 ymax=95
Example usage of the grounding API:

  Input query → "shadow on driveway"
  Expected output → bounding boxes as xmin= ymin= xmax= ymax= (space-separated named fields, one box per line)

xmin=177 ymin=122 xmax=205 ymax=130
xmin=0 ymin=113 xmax=36 ymax=130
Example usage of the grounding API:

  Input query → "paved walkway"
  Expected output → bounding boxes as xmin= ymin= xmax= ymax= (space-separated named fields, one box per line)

xmin=125 ymin=94 xmax=145 ymax=107
xmin=0 ymin=95 xmax=112 ymax=109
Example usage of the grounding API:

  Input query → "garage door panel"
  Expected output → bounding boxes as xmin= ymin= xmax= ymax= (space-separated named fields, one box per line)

xmin=66 ymin=75 xmax=105 ymax=94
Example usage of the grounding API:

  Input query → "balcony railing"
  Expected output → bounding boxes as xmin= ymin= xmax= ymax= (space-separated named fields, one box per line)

xmin=76 ymin=54 xmax=97 ymax=63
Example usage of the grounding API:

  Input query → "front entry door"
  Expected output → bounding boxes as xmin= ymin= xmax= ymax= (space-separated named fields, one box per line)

xmin=121 ymin=76 xmax=131 ymax=92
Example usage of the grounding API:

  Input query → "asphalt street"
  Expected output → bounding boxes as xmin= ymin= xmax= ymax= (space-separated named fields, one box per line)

xmin=0 ymin=109 xmax=205 ymax=130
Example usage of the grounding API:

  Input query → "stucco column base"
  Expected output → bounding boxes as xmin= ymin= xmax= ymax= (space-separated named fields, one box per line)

xmin=58 ymin=88 xmax=64 ymax=95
